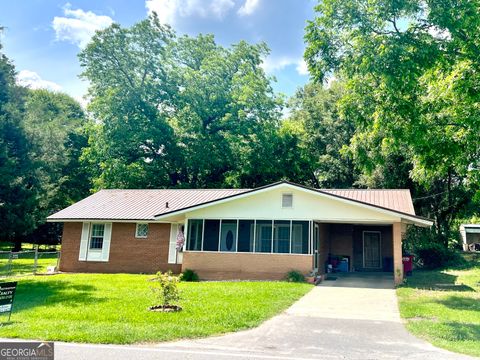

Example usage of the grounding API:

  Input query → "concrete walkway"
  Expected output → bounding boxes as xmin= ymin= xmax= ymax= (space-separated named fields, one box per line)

xmin=49 ymin=273 xmax=474 ymax=360
xmin=287 ymin=273 xmax=400 ymax=322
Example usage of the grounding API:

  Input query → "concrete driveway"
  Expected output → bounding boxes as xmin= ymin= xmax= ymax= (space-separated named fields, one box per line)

xmin=21 ymin=274 xmax=478 ymax=359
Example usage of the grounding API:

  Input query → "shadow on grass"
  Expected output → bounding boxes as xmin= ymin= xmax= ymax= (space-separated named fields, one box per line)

xmin=436 ymin=295 xmax=480 ymax=311
xmin=402 ymin=271 xmax=475 ymax=292
xmin=445 ymin=252 xmax=480 ymax=271
xmin=11 ymin=279 xmax=105 ymax=313
xmin=438 ymin=321 xmax=480 ymax=342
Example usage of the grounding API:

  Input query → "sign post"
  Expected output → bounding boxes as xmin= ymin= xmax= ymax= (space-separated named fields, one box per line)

xmin=0 ymin=282 xmax=17 ymax=322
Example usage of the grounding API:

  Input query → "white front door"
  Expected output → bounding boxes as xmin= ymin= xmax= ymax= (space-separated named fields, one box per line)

xmin=220 ymin=221 xmax=237 ymax=252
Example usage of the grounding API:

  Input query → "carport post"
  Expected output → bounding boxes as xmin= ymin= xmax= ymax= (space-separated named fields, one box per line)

xmin=392 ymin=223 xmax=404 ymax=285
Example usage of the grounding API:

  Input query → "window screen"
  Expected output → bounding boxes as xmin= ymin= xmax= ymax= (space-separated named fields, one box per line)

xmin=291 ymin=221 xmax=309 ymax=254
xmin=255 ymin=220 xmax=272 ymax=253
xmin=203 ymin=220 xmax=220 ymax=251
xmin=238 ymin=220 xmax=254 ymax=252
xmin=90 ymin=223 xmax=105 ymax=249
xmin=273 ymin=220 xmax=290 ymax=253
xmin=187 ymin=219 xmax=203 ymax=251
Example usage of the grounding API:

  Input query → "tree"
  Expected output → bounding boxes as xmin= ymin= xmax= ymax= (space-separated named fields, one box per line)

xmin=79 ymin=15 xmax=282 ymax=189
xmin=287 ymin=81 xmax=356 ymax=188
xmin=79 ymin=14 xmax=178 ymax=189
xmin=0 ymin=32 xmax=38 ymax=249
xmin=23 ymin=90 xmax=90 ymax=244
xmin=304 ymin=0 xmax=480 ymax=244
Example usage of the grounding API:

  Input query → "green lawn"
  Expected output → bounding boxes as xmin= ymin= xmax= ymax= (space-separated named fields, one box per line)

xmin=0 ymin=274 xmax=312 ymax=344
xmin=0 ymin=252 xmax=59 ymax=277
xmin=397 ymin=253 xmax=480 ymax=357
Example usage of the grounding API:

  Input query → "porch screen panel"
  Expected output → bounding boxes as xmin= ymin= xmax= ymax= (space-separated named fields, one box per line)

xmin=220 ymin=220 xmax=237 ymax=252
xmin=187 ymin=220 xmax=203 ymax=251
xmin=273 ymin=220 xmax=290 ymax=253
xmin=255 ymin=220 xmax=272 ymax=253
xmin=203 ymin=220 xmax=220 ymax=251
xmin=238 ymin=220 xmax=254 ymax=252
xmin=291 ymin=221 xmax=309 ymax=254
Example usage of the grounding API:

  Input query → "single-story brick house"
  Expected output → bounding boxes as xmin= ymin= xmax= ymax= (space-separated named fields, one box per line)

xmin=47 ymin=181 xmax=432 ymax=284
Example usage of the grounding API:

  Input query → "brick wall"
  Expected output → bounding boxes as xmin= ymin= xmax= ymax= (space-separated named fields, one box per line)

xmin=59 ymin=222 xmax=181 ymax=274
xmin=329 ymin=224 xmax=354 ymax=271
xmin=182 ymin=252 xmax=313 ymax=280
xmin=317 ymin=223 xmax=329 ymax=274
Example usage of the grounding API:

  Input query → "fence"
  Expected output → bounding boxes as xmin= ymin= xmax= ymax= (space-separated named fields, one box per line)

xmin=0 ymin=248 xmax=60 ymax=277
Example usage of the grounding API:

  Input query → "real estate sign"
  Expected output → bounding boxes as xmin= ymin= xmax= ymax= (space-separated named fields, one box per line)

xmin=0 ymin=282 xmax=17 ymax=321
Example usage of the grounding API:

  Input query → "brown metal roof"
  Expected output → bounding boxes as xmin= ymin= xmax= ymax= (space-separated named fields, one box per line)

xmin=322 ymin=189 xmax=415 ymax=215
xmin=47 ymin=189 xmax=249 ymax=221
xmin=47 ymin=182 xmax=416 ymax=221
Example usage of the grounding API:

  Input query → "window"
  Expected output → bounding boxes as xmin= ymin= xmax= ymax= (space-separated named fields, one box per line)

xmin=90 ymin=223 xmax=105 ymax=249
xmin=255 ymin=220 xmax=272 ymax=253
xmin=136 ymin=223 xmax=149 ymax=238
xmin=291 ymin=221 xmax=309 ymax=254
xmin=238 ymin=220 xmax=255 ymax=252
xmin=273 ymin=220 xmax=290 ymax=253
xmin=203 ymin=219 xmax=220 ymax=251
xmin=185 ymin=218 xmax=311 ymax=255
xmin=220 ymin=220 xmax=237 ymax=252
xmin=282 ymin=193 xmax=293 ymax=208
xmin=187 ymin=220 xmax=203 ymax=251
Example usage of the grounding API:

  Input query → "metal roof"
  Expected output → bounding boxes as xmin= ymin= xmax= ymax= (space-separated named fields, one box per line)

xmin=47 ymin=189 xmax=249 ymax=221
xmin=322 ymin=189 xmax=415 ymax=215
xmin=47 ymin=182 xmax=417 ymax=221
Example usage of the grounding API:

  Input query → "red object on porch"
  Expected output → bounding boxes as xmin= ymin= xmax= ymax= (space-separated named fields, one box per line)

xmin=402 ymin=255 xmax=414 ymax=276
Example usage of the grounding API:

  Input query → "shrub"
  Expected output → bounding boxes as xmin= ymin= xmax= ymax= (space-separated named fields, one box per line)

xmin=415 ymin=243 xmax=453 ymax=269
xmin=151 ymin=271 xmax=182 ymax=306
xmin=181 ymin=269 xmax=199 ymax=282
xmin=285 ymin=270 xmax=305 ymax=283
xmin=403 ymin=226 xmax=461 ymax=269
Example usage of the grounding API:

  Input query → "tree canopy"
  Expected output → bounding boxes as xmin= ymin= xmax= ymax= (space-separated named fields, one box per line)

xmin=0 ymin=30 xmax=89 ymax=248
xmin=80 ymin=15 xmax=281 ymax=189
xmin=305 ymin=0 xmax=480 ymax=242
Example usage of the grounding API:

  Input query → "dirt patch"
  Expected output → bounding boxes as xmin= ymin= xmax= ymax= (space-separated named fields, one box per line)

xmin=149 ymin=305 xmax=182 ymax=312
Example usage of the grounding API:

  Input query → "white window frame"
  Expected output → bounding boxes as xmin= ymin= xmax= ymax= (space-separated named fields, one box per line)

xmin=135 ymin=223 xmax=149 ymax=239
xmin=80 ymin=222 xmax=112 ymax=262
xmin=89 ymin=223 xmax=105 ymax=250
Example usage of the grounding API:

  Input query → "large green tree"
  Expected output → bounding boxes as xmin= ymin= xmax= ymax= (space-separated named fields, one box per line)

xmin=23 ymin=90 xmax=90 ymax=244
xmin=305 ymin=0 xmax=480 ymax=244
xmin=287 ymin=81 xmax=357 ymax=188
xmin=80 ymin=15 xmax=282 ymax=189
xmin=0 ymin=32 xmax=37 ymax=248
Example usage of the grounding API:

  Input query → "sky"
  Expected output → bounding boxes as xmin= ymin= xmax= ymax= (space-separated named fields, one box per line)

xmin=0 ymin=0 xmax=315 ymax=105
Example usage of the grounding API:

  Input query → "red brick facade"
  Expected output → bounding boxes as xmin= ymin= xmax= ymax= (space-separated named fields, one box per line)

xmin=59 ymin=221 xmax=397 ymax=279
xmin=59 ymin=222 xmax=181 ymax=274
xmin=182 ymin=252 xmax=313 ymax=280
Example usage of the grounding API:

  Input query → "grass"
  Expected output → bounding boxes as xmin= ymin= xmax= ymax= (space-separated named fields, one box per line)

xmin=397 ymin=253 xmax=480 ymax=357
xmin=0 ymin=252 xmax=59 ymax=277
xmin=0 ymin=274 xmax=312 ymax=344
